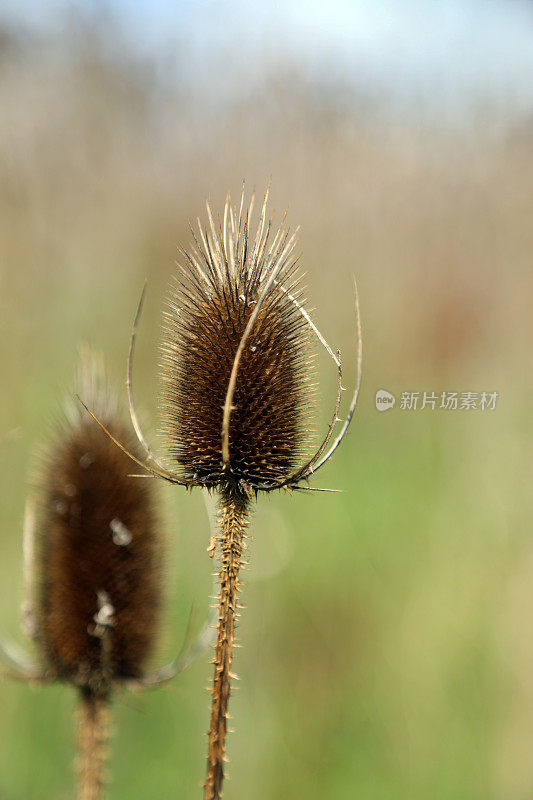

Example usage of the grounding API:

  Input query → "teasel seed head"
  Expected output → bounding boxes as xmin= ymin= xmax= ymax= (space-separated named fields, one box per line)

xmin=159 ymin=189 xmax=315 ymax=492
xmin=75 ymin=187 xmax=361 ymax=800
xmin=35 ymin=350 xmax=161 ymax=696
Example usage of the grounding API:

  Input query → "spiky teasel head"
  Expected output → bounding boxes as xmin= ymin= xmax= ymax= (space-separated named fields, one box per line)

xmin=75 ymin=187 xmax=360 ymax=800
xmin=33 ymin=350 xmax=161 ymax=697
xmin=160 ymin=189 xmax=315 ymax=492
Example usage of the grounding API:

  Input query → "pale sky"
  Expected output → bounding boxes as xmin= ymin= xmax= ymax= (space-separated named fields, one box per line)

xmin=3 ymin=0 xmax=533 ymax=115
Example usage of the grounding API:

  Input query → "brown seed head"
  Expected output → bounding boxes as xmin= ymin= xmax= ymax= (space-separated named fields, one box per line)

xmin=35 ymin=352 xmax=161 ymax=695
xmin=160 ymin=190 xmax=313 ymax=491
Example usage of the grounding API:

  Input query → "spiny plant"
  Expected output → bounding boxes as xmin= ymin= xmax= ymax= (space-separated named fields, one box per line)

xmin=81 ymin=187 xmax=362 ymax=800
xmin=1 ymin=351 xmax=208 ymax=800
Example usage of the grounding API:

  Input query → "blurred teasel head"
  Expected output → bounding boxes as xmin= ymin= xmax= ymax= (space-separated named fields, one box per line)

xmin=33 ymin=350 xmax=161 ymax=697
xmin=4 ymin=351 xmax=213 ymax=800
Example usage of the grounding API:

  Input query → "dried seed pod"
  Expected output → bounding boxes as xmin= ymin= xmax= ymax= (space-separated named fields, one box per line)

xmin=1 ymin=352 xmax=216 ymax=800
xmin=35 ymin=352 xmax=161 ymax=695
xmin=26 ymin=351 xmax=164 ymax=800
xmin=83 ymin=186 xmax=361 ymax=800
xmin=160 ymin=231 xmax=311 ymax=489
xmin=157 ymin=192 xmax=318 ymax=798
xmin=160 ymin=189 xmax=359 ymax=800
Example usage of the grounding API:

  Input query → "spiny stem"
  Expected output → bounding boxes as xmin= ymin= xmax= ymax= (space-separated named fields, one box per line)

xmin=204 ymin=488 xmax=249 ymax=800
xmin=77 ymin=691 xmax=110 ymax=800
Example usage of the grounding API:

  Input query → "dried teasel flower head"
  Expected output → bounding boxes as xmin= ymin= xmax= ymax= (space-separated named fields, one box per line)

xmin=33 ymin=349 xmax=161 ymax=697
xmin=160 ymin=190 xmax=315 ymax=491
xmin=1 ymin=351 xmax=215 ymax=800
xmin=79 ymin=186 xmax=361 ymax=800
xmin=83 ymin=186 xmax=361 ymax=498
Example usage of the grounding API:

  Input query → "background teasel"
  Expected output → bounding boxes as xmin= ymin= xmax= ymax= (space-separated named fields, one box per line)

xmin=85 ymin=187 xmax=362 ymax=800
xmin=36 ymin=352 xmax=162 ymax=695
xmin=2 ymin=351 xmax=177 ymax=800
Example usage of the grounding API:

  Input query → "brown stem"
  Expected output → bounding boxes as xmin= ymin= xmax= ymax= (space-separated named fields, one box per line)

xmin=204 ymin=488 xmax=249 ymax=800
xmin=77 ymin=690 xmax=110 ymax=800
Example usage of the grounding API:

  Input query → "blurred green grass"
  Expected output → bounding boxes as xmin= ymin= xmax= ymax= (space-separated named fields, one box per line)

xmin=1 ymin=16 xmax=532 ymax=800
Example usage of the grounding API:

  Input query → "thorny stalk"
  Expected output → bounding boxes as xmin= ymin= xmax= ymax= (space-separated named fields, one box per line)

xmin=77 ymin=691 xmax=110 ymax=800
xmin=205 ymin=489 xmax=249 ymax=800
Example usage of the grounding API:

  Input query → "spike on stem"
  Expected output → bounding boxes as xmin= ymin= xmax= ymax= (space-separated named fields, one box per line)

xmin=204 ymin=488 xmax=248 ymax=800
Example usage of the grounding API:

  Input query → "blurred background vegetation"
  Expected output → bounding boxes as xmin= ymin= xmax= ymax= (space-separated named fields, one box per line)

xmin=0 ymin=1 xmax=532 ymax=798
